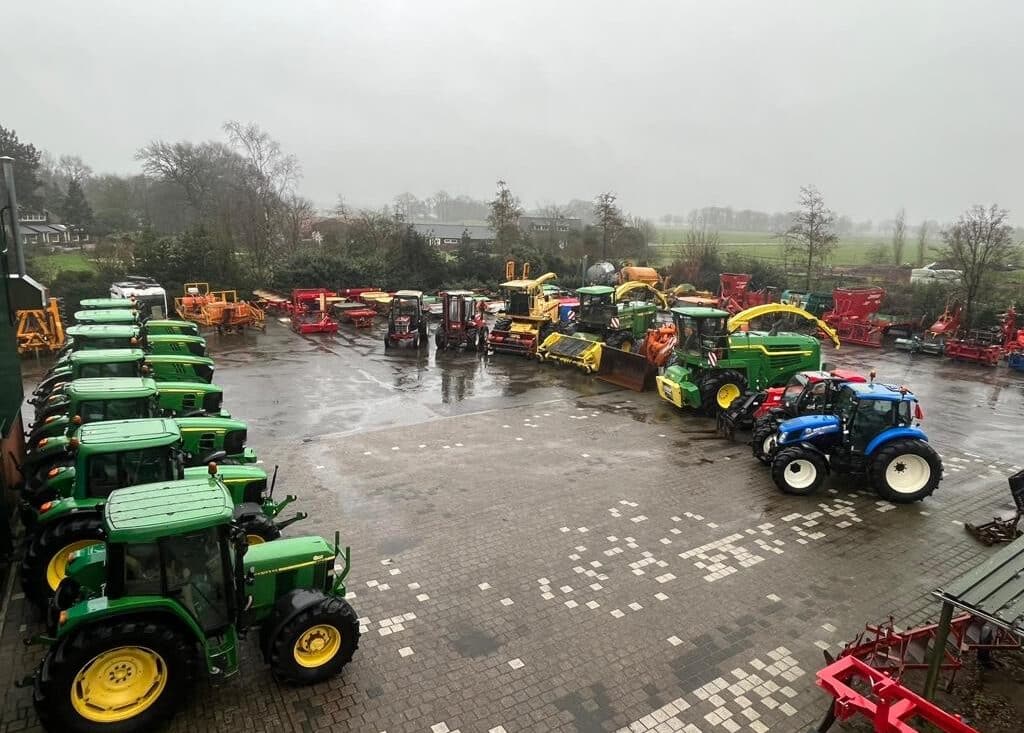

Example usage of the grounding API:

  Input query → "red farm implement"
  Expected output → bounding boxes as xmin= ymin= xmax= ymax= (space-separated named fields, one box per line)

xmin=809 ymin=612 xmax=1019 ymax=732
xmin=290 ymin=289 xmax=339 ymax=334
xmin=945 ymin=306 xmax=1019 ymax=365
xmin=718 ymin=273 xmax=776 ymax=315
xmin=252 ymin=289 xmax=292 ymax=316
xmin=821 ymin=287 xmax=915 ymax=348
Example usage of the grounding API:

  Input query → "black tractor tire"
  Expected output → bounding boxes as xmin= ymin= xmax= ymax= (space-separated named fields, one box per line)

xmin=34 ymin=618 xmax=197 ymax=733
xmin=238 ymin=512 xmax=282 ymax=545
xmin=21 ymin=513 xmax=105 ymax=614
xmin=771 ymin=446 xmax=828 ymax=496
xmin=697 ymin=370 xmax=748 ymax=416
xmin=607 ymin=332 xmax=636 ymax=353
xmin=477 ymin=327 xmax=489 ymax=352
xmin=751 ymin=417 xmax=780 ymax=465
xmin=269 ymin=594 xmax=360 ymax=685
xmin=494 ymin=318 xmax=512 ymax=332
xmin=870 ymin=439 xmax=943 ymax=503
xmin=435 ymin=330 xmax=447 ymax=350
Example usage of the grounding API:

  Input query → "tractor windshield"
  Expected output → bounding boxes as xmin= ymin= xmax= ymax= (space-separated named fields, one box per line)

xmin=506 ymin=289 xmax=530 ymax=316
xmin=781 ymin=376 xmax=808 ymax=409
xmin=393 ymin=298 xmax=418 ymax=317
xmin=77 ymin=397 xmax=152 ymax=423
xmin=579 ymin=294 xmax=614 ymax=326
xmin=675 ymin=315 xmax=728 ymax=357
xmin=85 ymin=446 xmax=179 ymax=498
xmin=446 ymin=297 xmax=463 ymax=323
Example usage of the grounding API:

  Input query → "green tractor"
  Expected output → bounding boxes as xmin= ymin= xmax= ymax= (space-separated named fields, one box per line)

xmin=30 ymin=475 xmax=356 ymax=733
xmin=30 ymin=378 xmax=228 ymax=445
xmin=21 ymin=415 xmax=256 ymax=497
xmin=537 ymin=282 xmax=667 ymax=373
xmin=73 ymin=308 xmax=140 ymax=326
xmin=79 ymin=297 xmax=134 ymax=310
xmin=19 ymin=419 xmax=301 ymax=611
xmin=58 ymin=324 xmax=207 ymax=360
xmin=31 ymin=349 xmax=215 ymax=406
xmin=656 ymin=306 xmax=838 ymax=416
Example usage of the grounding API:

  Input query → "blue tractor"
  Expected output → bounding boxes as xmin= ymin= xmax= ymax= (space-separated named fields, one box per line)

xmin=770 ymin=382 xmax=942 ymax=503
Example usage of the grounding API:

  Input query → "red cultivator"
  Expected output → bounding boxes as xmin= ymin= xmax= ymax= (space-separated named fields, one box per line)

xmin=944 ymin=306 xmax=1018 ymax=366
xmin=718 ymin=273 xmax=776 ymax=315
xmin=822 ymin=287 xmax=888 ymax=347
xmin=810 ymin=613 xmax=1019 ymax=732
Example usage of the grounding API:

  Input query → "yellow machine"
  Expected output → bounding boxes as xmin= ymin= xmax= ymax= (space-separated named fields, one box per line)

xmin=537 ymin=282 xmax=668 ymax=379
xmin=16 ymin=298 xmax=66 ymax=355
xmin=727 ymin=303 xmax=840 ymax=347
xmin=486 ymin=272 xmax=560 ymax=356
xmin=175 ymin=282 xmax=265 ymax=331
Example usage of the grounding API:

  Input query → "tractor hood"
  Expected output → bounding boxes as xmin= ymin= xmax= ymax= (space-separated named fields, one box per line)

xmin=776 ymin=414 xmax=841 ymax=447
xmin=244 ymin=536 xmax=338 ymax=615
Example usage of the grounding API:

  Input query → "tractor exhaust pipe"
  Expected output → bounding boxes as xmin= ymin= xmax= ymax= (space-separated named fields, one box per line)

xmin=0 ymin=156 xmax=26 ymax=276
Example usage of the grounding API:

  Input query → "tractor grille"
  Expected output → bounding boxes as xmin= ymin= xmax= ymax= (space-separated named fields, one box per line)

xmin=545 ymin=336 xmax=593 ymax=358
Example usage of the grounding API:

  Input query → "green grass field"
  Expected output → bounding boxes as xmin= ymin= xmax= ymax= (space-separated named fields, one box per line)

xmin=650 ymin=229 xmax=934 ymax=267
xmin=27 ymin=250 xmax=98 ymax=280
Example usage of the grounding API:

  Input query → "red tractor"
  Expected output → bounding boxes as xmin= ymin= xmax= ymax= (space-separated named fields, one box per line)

xmin=436 ymin=290 xmax=488 ymax=352
xmin=384 ymin=290 xmax=428 ymax=348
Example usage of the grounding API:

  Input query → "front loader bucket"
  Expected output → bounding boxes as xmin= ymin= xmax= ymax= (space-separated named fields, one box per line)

xmin=596 ymin=345 xmax=654 ymax=391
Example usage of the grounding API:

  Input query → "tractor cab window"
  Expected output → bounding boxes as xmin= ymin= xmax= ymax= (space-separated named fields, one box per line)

xmin=124 ymin=542 xmax=163 ymax=595
xmin=848 ymin=399 xmax=897 ymax=451
xmin=80 ymin=362 xmax=139 ymax=379
xmin=579 ymin=293 xmax=614 ymax=325
xmin=675 ymin=315 xmax=728 ymax=356
xmin=801 ymin=381 xmax=830 ymax=412
xmin=79 ymin=398 xmax=149 ymax=422
xmin=446 ymin=297 xmax=463 ymax=322
xmin=86 ymin=447 xmax=177 ymax=497
xmin=781 ymin=379 xmax=807 ymax=409
xmin=507 ymin=290 xmax=530 ymax=316
xmin=896 ymin=400 xmax=913 ymax=426
xmin=163 ymin=528 xmax=231 ymax=632
xmin=393 ymin=299 xmax=418 ymax=317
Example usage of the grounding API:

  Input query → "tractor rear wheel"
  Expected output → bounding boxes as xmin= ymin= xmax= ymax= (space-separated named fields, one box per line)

xmin=34 ymin=618 xmax=196 ymax=733
xmin=771 ymin=446 xmax=827 ymax=496
xmin=752 ymin=418 xmax=779 ymax=465
xmin=238 ymin=512 xmax=282 ymax=545
xmin=870 ymin=439 xmax=942 ymax=503
xmin=697 ymin=370 xmax=748 ymax=416
xmin=21 ymin=513 xmax=105 ymax=613
xmin=494 ymin=318 xmax=512 ymax=332
xmin=269 ymin=594 xmax=360 ymax=684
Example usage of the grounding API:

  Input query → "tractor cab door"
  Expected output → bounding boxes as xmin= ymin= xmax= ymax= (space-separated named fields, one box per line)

xmin=795 ymin=380 xmax=831 ymax=415
xmin=162 ymin=527 xmax=232 ymax=632
xmin=845 ymin=398 xmax=899 ymax=453
xmin=85 ymin=446 xmax=180 ymax=498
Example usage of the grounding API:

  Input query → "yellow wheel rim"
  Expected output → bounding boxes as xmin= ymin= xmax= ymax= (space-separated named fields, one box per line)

xmin=71 ymin=646 xmax=167 ymax=723
xmin=246 ymin=534 xmax=266 ymax=545
xmin=293 ymin=624 xmax=341 ymax=668
xmin=716 ymin=383 xmax=741 ymax=409
xmin=46 ymin=540 xmax=102 ymax=591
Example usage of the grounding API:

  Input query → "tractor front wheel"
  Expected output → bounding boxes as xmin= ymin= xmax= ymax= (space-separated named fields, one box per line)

xmin=21 ymin=514 xmax=105 ymax=613
xmin=238 ymin=512 xmax=282 ymax=545
xmin=751 ymin=419 xmax=779 ymax=465
xmin=771 ymin=447 xmax=827 ymax=496
xmin=34 ymin=618 xmax=196 ymax=733
xmin=697 ymin=370 xmax=748 ymax=416
xmin=269 ymin=594 xmax=360 ymax=685
xmin=870 ymin=439 xmax=942 ymax=503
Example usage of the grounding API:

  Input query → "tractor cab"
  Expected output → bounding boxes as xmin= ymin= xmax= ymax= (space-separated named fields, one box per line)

xmin=436 ymin=290 xmax=487 ymax=351
xmin=576 ymin=286 xmax=617 ymax=329
xmin=111 ymin=275 xmax=169 ymax=319
xmin=28 ymin=378 xmax=160 ymax=446
xmin=73 ymin=308 xmax=139 ymax=326
xmin=773 ymin=369 xmax=865 ymax=417
xmin=831 ymin=383 xmax=921 ymax=453
xmin=671 ymin=307 xmax=731 ymax=362
xmin=58 ymin=324 xmax=141 ymax=359
xmin=32 ymin=349 xmax=147 ymax=401
xmin=385 ymin=290 xmax=428 ymax=348
xmin=79 ymin=297 xmax=133 ymax=311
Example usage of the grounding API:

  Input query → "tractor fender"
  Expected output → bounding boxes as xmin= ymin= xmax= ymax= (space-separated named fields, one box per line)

xmin=865 ymin=427 xmax=928 ymax=457
xmin=259 ymin=588 xmax=331 ymax=662
xmin=57 ymin=601 xmax=206 ymax=654
xmin=35 ymin=498 xmax=104 ymax=524
xmin=789 ymin=441 xmax=832 ymax=470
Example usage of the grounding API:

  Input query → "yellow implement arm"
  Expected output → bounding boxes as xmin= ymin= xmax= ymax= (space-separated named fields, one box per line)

xmin=615 ymin=281 xmax=668 ymax=309
xmin=727 ymin=303 xmax=840 ymax=348
xmin=531 ymin=272 xmax=558 ymax=290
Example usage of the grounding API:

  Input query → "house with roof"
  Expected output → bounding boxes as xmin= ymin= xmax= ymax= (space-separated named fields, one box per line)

xmin=18 ymin=211 xmax=88 ymax=247
xmin=411 ymin=223 xmax=496 ymax=250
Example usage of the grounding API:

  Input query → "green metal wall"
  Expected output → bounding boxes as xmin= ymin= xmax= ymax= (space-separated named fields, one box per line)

xmin=0 ymin=267 xmax=23 ymax=435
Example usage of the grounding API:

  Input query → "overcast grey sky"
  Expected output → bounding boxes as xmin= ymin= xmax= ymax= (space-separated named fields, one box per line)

xmin=6 ymin=0 xmax=1022 ymax=222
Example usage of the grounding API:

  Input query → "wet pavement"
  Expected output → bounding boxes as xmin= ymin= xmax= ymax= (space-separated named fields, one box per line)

xmin=5 ymin=320 xmax=1024 ymax=732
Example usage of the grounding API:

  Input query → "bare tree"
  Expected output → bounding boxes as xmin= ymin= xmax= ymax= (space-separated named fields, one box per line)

xmin=916 ymin=221 xmax=929 ymax=266
xmin=332 ymin=194 xmax=349 ymax=218
xmin=594 ymin=192 xmax=624 ymax=260
xmin=283 ymin=193 xmax=316 ymax=250
xmin=942 ymin=204 xmax=1018 ymax=327
xmin=783 ymin=185 xmax=838 ymax=291
xmin=674 ymin=217 xmax=721 ymax=288
xmin=487 ymin=180 xmax=523 ymax=252
xmin=891 ymin=208 xmax=906 ymax=264
xmin=57 ymin=154 xmax=93 ymax=185
xmin=428 ymin=190 xmax=452 ymax=222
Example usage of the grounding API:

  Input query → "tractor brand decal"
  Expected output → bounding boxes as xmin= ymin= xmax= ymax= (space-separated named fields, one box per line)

xmin=250 ymin=555 xmax=333 ymax=577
